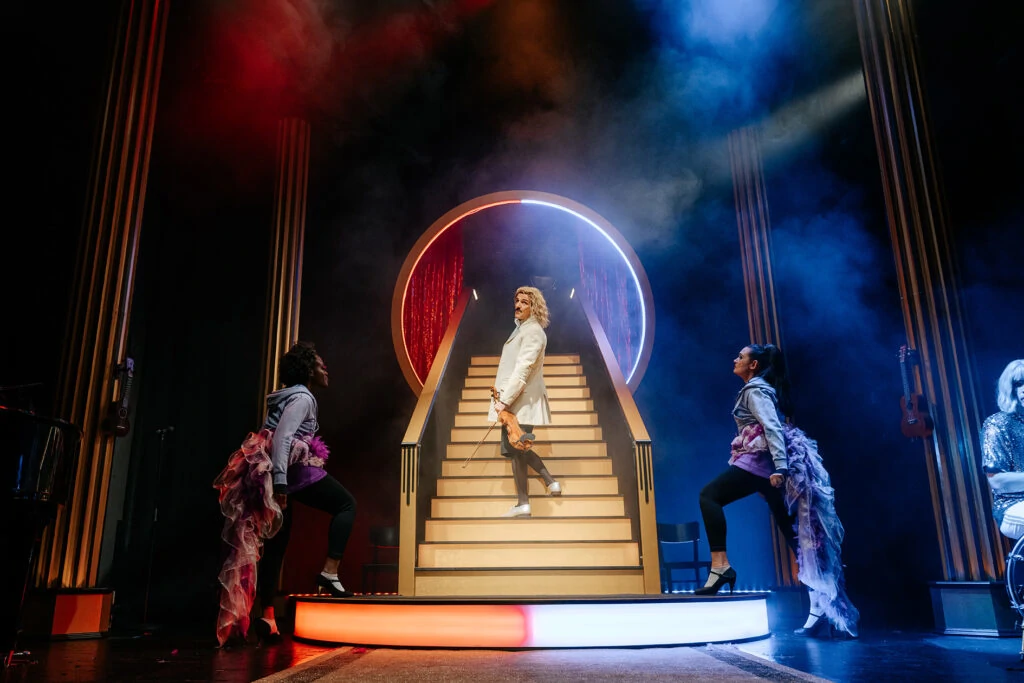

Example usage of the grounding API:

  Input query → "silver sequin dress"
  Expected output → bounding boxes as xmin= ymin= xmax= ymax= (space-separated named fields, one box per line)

xmin=981 ymin=410 xmax=1024 ymax=525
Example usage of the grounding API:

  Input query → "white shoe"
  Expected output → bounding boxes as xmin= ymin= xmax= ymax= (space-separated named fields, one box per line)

xmin=501 ymin=503 xmax=531 ymax=517
xmin=546 ymin=481 xmax=562 ymax=496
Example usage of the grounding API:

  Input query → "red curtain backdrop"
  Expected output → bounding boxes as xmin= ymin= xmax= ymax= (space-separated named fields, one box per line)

xmin=404 ymin=225 xmax=465 ymax=383
xmin=578 ymin=236 xmax=637 ymax=380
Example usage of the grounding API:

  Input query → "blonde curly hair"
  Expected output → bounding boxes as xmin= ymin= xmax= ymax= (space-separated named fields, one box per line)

xmin=997 ymin=359 xmax=1024 ymax=413
xmin=515 ymin=286 xmax=550 ymax=328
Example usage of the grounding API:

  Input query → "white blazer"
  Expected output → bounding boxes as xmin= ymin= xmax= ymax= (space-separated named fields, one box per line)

xmin=487 ymin=317 xmax=552 ymax=426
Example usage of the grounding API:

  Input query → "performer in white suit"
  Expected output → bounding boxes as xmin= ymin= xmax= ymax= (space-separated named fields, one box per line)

xmin=490 ymin=286 xmax=561 ymax=517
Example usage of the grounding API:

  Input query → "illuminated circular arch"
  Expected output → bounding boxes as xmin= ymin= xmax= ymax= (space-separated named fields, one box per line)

xmin=391 ymin=190 xmax=655 ymax=396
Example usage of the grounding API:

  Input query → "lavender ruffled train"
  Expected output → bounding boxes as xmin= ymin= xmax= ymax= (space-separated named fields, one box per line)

xmin=736 ymin=423 xmax=859 ymax=637
xmin=783 ymin=424 xmax=859 ymax=637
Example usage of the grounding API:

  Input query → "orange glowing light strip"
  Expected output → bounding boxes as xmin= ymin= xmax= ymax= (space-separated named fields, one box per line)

xmin=294 ymin=602 xmax=530 ymax=648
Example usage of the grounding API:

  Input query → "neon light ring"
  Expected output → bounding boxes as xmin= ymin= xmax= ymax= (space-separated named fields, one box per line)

xmin=391 ymin=190 xmax=656 ymax=394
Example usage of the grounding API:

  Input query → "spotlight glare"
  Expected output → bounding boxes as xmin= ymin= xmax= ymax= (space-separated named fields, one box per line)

xmin=472 ymin=289 xmax=479 ymax=301
xmin=521 ymin=199 xmax=646 ymax=382
xmin=569 ymin=287 xmax=575 ymax=299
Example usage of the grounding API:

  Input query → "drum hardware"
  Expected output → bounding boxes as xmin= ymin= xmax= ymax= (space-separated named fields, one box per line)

xmin=1006 ymin=537 xmax=1024 ymax=661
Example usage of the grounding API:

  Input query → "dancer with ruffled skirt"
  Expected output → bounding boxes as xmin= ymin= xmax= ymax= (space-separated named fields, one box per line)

xmin=213 ymin=342 xmax=356 ymax=646
xmin=696 ymin=343 xmax=858 ymax=639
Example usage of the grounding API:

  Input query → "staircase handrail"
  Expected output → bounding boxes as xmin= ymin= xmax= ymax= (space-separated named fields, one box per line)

xmin=578 ymin=295 xmax=660 ymax=593
xmin=398 ymin=288 xmax=472 ymax=595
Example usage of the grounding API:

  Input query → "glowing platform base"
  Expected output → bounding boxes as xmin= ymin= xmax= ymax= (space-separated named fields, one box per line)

xmin=292 ymin=594 xmax=770 ymax=648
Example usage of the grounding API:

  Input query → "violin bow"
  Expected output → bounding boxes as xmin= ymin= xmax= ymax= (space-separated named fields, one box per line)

xmin=463 ymin=386 xmax=502 ymax=468
xmin=462 ymin=421 xmax=499 ymax=468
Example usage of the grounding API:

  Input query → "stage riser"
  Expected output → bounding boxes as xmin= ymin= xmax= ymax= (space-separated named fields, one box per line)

xmin=458 ymin=399 xmax=595 ymax=413
xmin=451 ymin=426 xmax=602 ymax=442
xmin=446 ymin=442 xmax=607 ymax=459
xmin=442 ymin=459 xmax=614 ymax=477
xmin=471 ymin=355 xmax=579 ymax=366
xmin=413 ymin=570 xmax=645 ymax=596
xmin=463 ymin=387 xmax=590 ymax=400
xmin=437 ymin=476 xmax=619 ymax=497
xmin=431 ymin=496 xmax=625 ymax=518
xmin=465 ymin=375 xmax=586 ymax=388
xmin=468 ymin=365 xmax=581 ymax=377
xmin=425 ymin=518 xmax=634 ymax=542
xmin=419 ymin=542 xmax=639 ymax=568
xmin=454 ymin=412 xmax=599 ymax=427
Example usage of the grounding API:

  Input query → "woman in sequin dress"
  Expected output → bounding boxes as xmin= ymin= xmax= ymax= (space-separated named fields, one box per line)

xmin=982 ymin=359 xmax=1024 ymax=539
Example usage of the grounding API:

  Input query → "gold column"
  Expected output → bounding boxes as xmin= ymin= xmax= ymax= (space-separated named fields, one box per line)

xmin=258 ymin=118 xmax=311 ymax=407
xmin=728 ymin=127 xmax=799 ymax=587
xmin=37 ymin=0 xmax=170 ymax=588
xmin=853 ymin=0 xmax=998 ymax=580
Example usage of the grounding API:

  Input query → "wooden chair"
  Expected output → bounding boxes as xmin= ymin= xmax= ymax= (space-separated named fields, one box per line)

xmin=657 ymin=522 xmax=712 ymax=592
xmin=361 ymin=525 xmax=399 ymax=594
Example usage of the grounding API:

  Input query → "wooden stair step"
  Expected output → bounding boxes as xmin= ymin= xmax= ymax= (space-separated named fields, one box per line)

xmin=442 ymin=458 xmax=613 ymax=477
xmin=454 ymin=412 xmax=599 ymax=428
xmin=447 ymin=443 xmax=609 ymax=461
xmin=465 ymin=375 xmax=587 ymax=388
xmin=471 ymin=355 xmax=579 ymax=366
xmin=431 ymin=495 xmax=625 ymax=518
xmin=468 ymin=365 xmax=582 ymax=377
xmin=463 ymin=386 xmax=590 ymax=400
xmin=418 ymin=541 xmax=640 ymax=568
xmin=459 ymin=398 xmax=595 ymax=413
xmin=451 ymin=425 xmax=602 ymax=443
xmin=414 ymin=567 xmax=644 ymax=596
xmin=424 ymin=517 xmax=633 ymax=542
xmin=437 ymin=476 xmax=620 ymax=497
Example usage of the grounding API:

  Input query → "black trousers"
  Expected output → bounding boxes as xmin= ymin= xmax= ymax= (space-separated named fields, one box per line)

xmin=699 ymin=465 xmax=796 ymax=553
xmin=501 ymin=424 xmax=554 ymax=505
xmin=257 ymin=473 xmax=357 ymax=604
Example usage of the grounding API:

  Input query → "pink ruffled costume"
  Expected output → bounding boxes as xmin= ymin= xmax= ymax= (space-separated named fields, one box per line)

xmin=212 ymin=423 xmax=330 ymax=646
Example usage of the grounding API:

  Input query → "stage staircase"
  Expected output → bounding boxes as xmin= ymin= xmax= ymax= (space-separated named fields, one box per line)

xmin=414 ymin=353 xmax=645 ymax=596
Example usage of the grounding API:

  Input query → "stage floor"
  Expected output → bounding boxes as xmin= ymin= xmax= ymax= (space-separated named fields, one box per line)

xmin=291 ymin=593 xmax=772 ymax=648
xmin=4 ymin=627 xmax=1022 ymax=682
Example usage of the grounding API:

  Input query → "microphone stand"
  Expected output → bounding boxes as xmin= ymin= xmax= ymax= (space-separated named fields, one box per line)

xmin=141 ymin=427 xmax=173 ymax=629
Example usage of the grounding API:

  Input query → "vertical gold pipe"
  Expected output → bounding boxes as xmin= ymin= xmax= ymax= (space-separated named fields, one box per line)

xmin=259 ymin=118 xmax=312 ymax=410
xmin=37 ymin=0 xmax=170 ymax=589
xmin=728 ymin=127 xmax=799 ymax=587
xmin=853 ymin=0 xmax=997 ymax=580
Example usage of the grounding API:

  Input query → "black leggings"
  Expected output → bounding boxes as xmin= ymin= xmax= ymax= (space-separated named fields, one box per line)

xmin=699 ymin=465 xmax=795 ymax=553
xmin=501 ymin=424 xmax=554 ymax=505
xmin=257 ymin=473 xmax=357 ymax=604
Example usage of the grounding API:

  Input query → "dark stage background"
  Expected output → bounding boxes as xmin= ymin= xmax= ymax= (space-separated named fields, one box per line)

xmin=6 ymin=0 xmax=1020 ymax=633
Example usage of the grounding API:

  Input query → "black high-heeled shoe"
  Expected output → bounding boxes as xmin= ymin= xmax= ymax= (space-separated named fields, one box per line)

xmin=252 ymin=617 xmax=282 ymax=643
xmin=794 ymin=614 xmax=832 ymax=638
xmin=694 ymin=567 xmax=737 ymax=596
xmin=220 ymin=631 xmax=248 ymax=648
xmin=316 ymin=573 xmax=354 ymax=598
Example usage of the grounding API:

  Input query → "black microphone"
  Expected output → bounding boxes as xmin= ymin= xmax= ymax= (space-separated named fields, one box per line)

xmin=155 ymin=426 xmax=175 ymax=435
